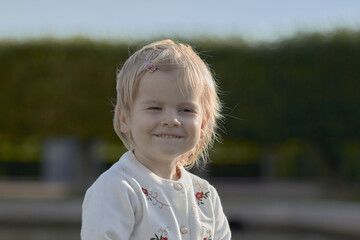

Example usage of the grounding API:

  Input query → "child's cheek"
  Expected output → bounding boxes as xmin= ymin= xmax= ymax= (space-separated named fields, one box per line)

xmin=140 ymin=112 xmax=158 ymax=125
xmin=184 ymin=116 xmax=203 ymax=134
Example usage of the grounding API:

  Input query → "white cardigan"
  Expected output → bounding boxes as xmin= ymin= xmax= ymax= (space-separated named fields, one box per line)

xmin=81 ymin=150 xmax=231 ymax=240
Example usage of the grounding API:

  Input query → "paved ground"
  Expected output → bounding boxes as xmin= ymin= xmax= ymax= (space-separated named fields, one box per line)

xmin=0 ymin=179 xmax=360 ymax=240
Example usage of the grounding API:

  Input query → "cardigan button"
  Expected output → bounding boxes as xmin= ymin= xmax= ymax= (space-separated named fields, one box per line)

xmin=173 ymin=183 xmax=183 ymax=190
xmin=180 ymin=226 xmax=188 ymax=234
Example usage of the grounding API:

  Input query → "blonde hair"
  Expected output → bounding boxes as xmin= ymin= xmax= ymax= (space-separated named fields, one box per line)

xmin=114 ymin=39 xmax=222 ymax=168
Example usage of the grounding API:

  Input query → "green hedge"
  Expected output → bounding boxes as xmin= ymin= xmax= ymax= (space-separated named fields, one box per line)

xmin=0 ymin=30 xmax=359 ymax=179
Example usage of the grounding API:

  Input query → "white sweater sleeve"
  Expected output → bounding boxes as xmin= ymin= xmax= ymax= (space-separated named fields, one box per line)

xmin=81 ymin=173 xmax=139 ymax=240
xmin=210 ymin=185 xmax=232 ymax=240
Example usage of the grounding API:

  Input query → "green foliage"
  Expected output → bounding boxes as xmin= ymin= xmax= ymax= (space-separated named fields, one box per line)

xmin=0 ymin=30 xmax=359 ymax=180
xmin=341 ymin=141 xmax=360 ymax=181
xmin=103 ymin=142 xmax=127 ymax=163
xmin=272 ymin=139 xmax=323 ymax=178
xmin=210 ymin=140 xmax=260 ymax=164
xmin=0 ymin=39 xmax=129 ymax=140
xmin=0 ymin=137 xmax=41 ymax=162
xmin=203 ymin=31 xmax=360 ymax=145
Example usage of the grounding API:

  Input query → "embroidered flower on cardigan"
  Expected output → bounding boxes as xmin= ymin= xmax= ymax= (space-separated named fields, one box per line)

xmin=150 ymin=227 xmax=170 ymax=240
xmin=142 ymin=188 xmax=148 ymax=195
xmin=202 ymin=226 xmax=212 ymax=240
xmin=195 ymin=192 xmax=203 ymax=199
xmin=194 ymin=181 xmax=210 ymax=205
xmin=196 ymin=191 xmax=210 ymax=204
xmin=142 ymin=187 xmax=170 ymax=209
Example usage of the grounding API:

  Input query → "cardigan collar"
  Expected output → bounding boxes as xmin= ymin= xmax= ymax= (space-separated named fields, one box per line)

xmin=117 ymin=150 xmax=192 ymax=190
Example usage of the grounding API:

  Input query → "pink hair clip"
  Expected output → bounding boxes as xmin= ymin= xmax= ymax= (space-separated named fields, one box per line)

xmin=144 ymin=59 xmax=157 ymax=73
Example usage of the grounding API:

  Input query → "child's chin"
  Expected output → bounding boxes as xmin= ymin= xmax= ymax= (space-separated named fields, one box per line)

xmin=154 ymin=149 xmax=186 ymax=160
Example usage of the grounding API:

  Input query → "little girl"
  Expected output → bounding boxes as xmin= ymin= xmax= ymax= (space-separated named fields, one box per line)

xmin=81 ymin=40 xmax=231 ymax=239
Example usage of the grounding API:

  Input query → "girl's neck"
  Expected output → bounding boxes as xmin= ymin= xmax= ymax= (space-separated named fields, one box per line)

xmin=133 ymin=150 xmax=181 ymax=180
xmin=151 ymin=165 xmax=181 ymax=181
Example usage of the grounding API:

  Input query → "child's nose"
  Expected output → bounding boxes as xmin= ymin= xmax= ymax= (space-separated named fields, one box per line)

xmin=161 ymin=112 xmax=181 ymax=127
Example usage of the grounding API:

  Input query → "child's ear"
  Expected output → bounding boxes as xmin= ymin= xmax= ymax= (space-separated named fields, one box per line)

xmin=116 ymin=106 xmax=130 ymax=133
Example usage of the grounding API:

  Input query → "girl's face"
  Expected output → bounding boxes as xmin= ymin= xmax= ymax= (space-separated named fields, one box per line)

xmin=121 ymin=70 xmax=205 ymax=167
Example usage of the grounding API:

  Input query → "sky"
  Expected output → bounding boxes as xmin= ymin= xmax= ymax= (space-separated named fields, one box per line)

xmin=1 ymin=0 xmax=360 ymax=42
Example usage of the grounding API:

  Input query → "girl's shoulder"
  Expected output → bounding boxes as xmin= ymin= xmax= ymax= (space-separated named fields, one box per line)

xmin=186 ymin=170 xmax=210 ymax=186
xmin=84 ymin=151 xmax=140 ymax=197
xmin=185 ymin=170 xmax=219 ymax=199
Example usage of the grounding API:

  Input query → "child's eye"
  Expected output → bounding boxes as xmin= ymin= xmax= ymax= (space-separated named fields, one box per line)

xmin=147 ymin=107 xmax=161 ymax=110
xmin=181 ymin=108 xmax=194 ymax=113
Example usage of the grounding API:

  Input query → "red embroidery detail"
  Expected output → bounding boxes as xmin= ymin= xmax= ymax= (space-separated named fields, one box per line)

xmin=150 ymin=227 xmax=170 ymax=240
xmin=196 ymin=191 xmax=209 ymax=205
xmin=194 ymin=181 xmax=210 ymax=205
xmin=196 ymin=192 xmax=203 ymax=199
xmin=142 ymin=188 xmax=148 ymax=195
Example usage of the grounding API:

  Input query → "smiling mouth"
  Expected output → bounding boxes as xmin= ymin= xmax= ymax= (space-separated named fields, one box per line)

xmin=155 ymin=134 xmax=182 ymax=139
